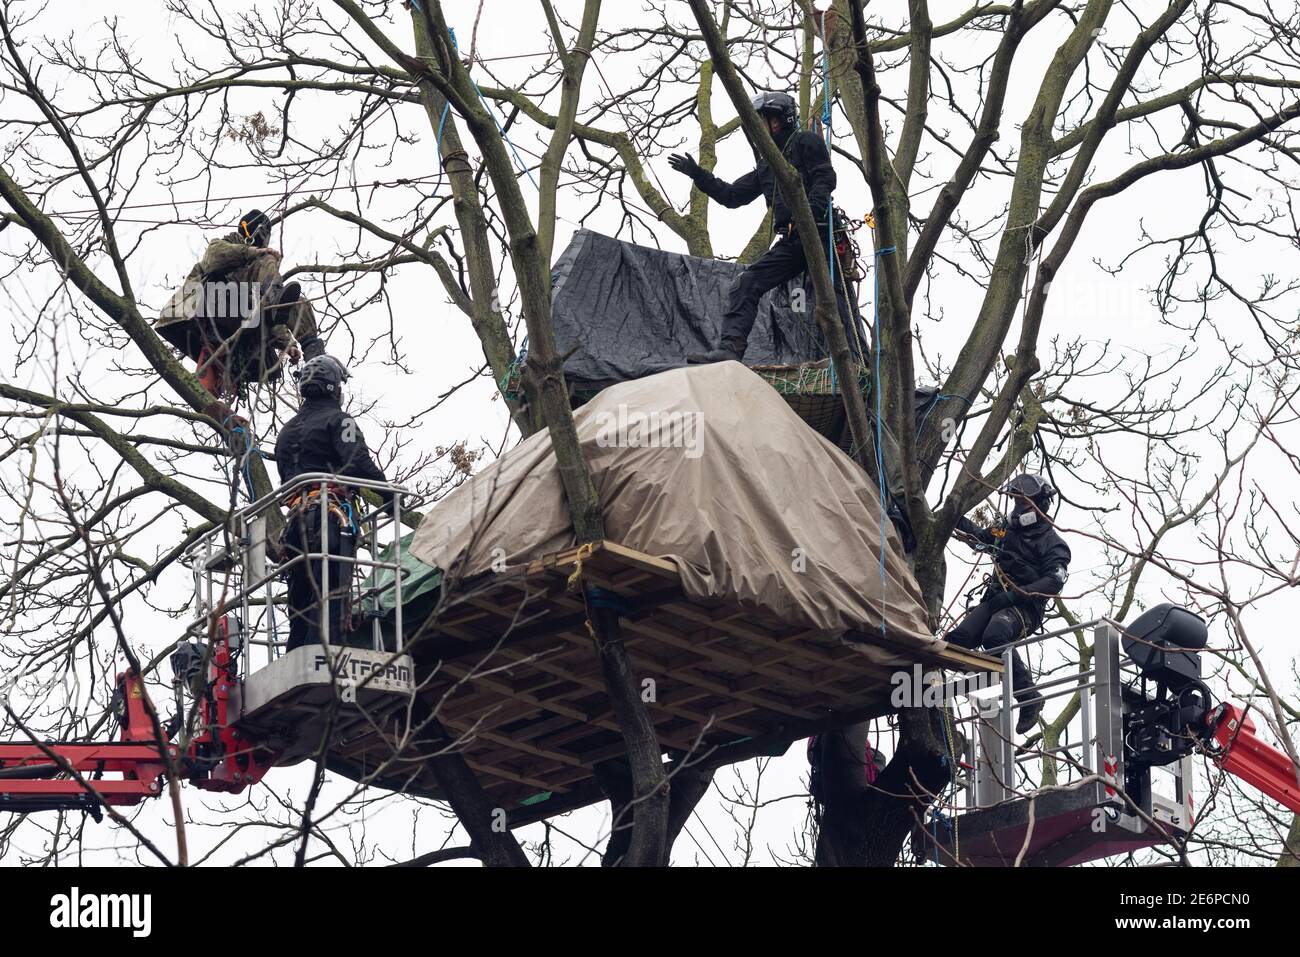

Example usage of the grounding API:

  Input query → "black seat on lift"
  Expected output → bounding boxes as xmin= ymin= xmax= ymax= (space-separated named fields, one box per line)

xmin=1121 ymin=604 xmax=1207 ymax=689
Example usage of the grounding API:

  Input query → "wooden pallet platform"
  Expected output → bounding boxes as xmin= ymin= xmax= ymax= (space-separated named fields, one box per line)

xmin=328 ymin=540 xmax=998 ymax=813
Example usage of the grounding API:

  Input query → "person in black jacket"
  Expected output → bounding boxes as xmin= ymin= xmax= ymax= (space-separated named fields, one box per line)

xmin=274 ymin=354 xmax=391 ymax=651
xmin=668 ymin=91 xmax=859 ymax=363
xmin=949 ymin=474 xmax=1071 ymax=735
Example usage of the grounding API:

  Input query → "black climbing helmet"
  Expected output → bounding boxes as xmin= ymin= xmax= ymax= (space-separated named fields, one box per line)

xmin=1002 ymin=473 xmax=1056 ymax=516
xmin=238 ymin=209 xmax=272 ymax=247
xmin=751 ymin=91 xmax=798 ymax=132
xmin=296 ymin=354 xmax=350 ymax=400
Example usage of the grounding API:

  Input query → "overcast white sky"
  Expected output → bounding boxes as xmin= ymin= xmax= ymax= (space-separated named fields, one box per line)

xmin=2 ymin=0 xmax=1297 ymax=865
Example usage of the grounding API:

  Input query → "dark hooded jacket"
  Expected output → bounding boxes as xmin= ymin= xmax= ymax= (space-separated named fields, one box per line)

xmin=689 ymin=126 xmax=836 ymax=234
xmin=957 ymin=515 xmax=1071 ymax=617
xmin=274 ymin=394 xmax=391 ymax=502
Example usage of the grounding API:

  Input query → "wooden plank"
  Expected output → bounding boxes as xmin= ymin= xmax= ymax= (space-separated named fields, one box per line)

xmin=441 ymin=714 xmax=588 ymax=769
xmin=339 ymin=538 xmax=1003 ymax=801
xmin=488 ymin=637 xmax=758 ymax=737
xmin=524 ymin=588 xmax=828 ymax=719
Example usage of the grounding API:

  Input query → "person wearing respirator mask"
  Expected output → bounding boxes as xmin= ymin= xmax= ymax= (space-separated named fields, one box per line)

xmin=948 ymin=474 xmax=1071 ymax=735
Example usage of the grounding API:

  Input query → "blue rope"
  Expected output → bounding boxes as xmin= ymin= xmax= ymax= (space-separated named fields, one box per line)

xmin=431 ymin=101 xmax=452 ymax=196
xmin=873 ymin=245 xmax=897 ymax=637
xmin=413 ymin=18 xmax=539 ymax=191
xmin=915 ymin=392 xmax=972 ymax=441
xmin=446 ymin=27 xmax=539 ymax=191
xmin=499 ymin=333 xmax=530 ymax=395
xmin=342 ymin=500 xmax=360 ymax=535
xmin=227 ymin=424 xmax=259 ymax=501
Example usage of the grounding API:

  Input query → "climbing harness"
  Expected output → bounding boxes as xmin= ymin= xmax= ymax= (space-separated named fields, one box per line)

xmin=282 ymin=483 xmax=363 ymax=536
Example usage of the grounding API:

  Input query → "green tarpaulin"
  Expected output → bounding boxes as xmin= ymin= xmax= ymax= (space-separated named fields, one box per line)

xmin=362 ymin=531 xmax=442 ymax=639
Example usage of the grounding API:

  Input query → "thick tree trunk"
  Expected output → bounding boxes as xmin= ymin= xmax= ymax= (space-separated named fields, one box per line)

xmin=596 ymin=755 xmax=713 ymax=867
xmin=409 ymin=696 xmax=531 ymax=867
xmin=815 ymin=520 xmax=953 ymax=866
xmin=816 ymin=709 xmax=954 ymax=866
xmin=589 ymin=607 xmax=670 ymax=865
xmin=342 ymin=1 xmax=675 ymax=863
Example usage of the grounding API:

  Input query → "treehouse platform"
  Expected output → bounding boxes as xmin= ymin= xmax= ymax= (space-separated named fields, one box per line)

xmin=328 ymin=539 xmax=998 ymax=815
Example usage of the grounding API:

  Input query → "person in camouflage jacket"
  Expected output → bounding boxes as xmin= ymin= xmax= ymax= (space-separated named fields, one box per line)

xmin=155 ymin=209 xmax=323 ymax=397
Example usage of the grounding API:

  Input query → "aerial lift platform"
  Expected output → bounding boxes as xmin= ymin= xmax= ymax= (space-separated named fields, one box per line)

xmin=917 ymin=606 xmax=1300 ymax=866
xmin=2 ymin=474 xmax=1296 ymax=869
xmin=0 ymin=468 xmax=996 ymax=820
xmin=0 ymin=474 xmax=419 ymax=814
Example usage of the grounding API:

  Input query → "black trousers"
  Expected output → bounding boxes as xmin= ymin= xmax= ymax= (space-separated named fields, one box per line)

xmin=720 ymin=234 xmax=862 ymax=359
xmin=282 ymin=509 xmax=356 ymax=652
xmin=946 ymin=599 xmax=1041 ymax=694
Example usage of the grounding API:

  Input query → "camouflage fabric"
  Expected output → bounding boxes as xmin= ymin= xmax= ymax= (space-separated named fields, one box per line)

xmin=154 ymin=232 xmax=318 ymax=386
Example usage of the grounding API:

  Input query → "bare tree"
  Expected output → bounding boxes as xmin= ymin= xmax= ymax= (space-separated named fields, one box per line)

xmin=3 ymin=0 xmax=1299 ymax=867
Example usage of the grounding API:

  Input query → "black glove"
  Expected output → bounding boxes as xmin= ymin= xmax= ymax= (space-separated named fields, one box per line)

xmin=668 ymin=152 xmax=701 ymax=180
xmin=986 ymin=590 xmax=1016 ymax=612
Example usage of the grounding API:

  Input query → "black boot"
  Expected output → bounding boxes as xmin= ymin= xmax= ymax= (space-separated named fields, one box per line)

xmin=687 ymin=336 xmax=745 ymax=365
xmin=1010 ymin=649 xmax=1043 ymax=735
xmin=261 ymin=280 xmax=301 ymax=317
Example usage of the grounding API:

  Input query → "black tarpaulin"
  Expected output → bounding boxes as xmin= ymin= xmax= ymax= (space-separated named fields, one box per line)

xmin=535 ymin=230 xmax=925 ymax=551
xmin=547 ymin=229 xmax=854 ymax=390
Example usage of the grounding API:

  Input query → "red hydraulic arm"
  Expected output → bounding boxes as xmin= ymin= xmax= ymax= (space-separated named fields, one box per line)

xmin=0 ymin=616 xmax=271 ymax=815
xmin=1204 ymin=703 xmax=1300 ymax=814
xmin=0 ymin=670 xmax=168 ymax=812
xmin=178 ymin=616 xmax=273 ymax=794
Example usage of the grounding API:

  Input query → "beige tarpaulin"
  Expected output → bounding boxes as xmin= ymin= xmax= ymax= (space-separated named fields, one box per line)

xmin=410 ymin=361 xmax=936 ymax=648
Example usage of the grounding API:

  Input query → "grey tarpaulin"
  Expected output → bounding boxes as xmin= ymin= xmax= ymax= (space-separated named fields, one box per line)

xmin=546 ymin=229 xmax=864 ymax=390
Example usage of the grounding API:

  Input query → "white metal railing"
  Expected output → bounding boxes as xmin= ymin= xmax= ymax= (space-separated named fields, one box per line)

xmin=181 ymin=474 xmax=421 ymax=683
xmin=943 ymin=618 xmax=1194 ymax=822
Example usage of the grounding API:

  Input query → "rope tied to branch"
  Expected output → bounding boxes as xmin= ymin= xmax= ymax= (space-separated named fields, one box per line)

xmin=565 ymin=541 xmax=597 ymax=593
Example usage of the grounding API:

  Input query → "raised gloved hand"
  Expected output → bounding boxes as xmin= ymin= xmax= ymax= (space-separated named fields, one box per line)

xmin=668 ymin=153 xmax=701 ymax=179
